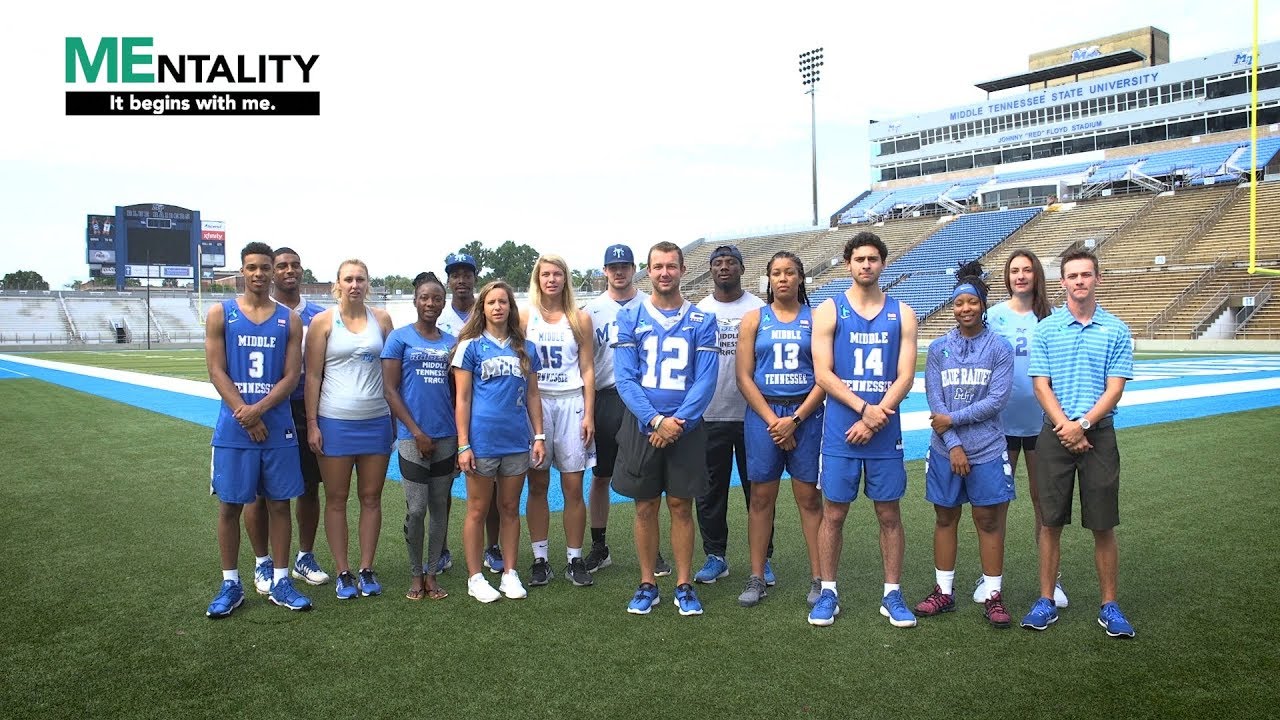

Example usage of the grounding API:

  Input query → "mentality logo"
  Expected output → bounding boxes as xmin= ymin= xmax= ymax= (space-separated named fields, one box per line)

xmin=65 ymin=37 xmax=320 ymax=116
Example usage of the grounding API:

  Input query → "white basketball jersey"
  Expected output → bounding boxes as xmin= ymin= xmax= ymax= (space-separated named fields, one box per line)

xmin=527 ymin=311 xmax=583 ymax=394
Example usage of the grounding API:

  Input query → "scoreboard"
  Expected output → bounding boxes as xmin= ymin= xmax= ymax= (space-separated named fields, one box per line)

xmin=85 ymin=204 xmax=226 ymax=289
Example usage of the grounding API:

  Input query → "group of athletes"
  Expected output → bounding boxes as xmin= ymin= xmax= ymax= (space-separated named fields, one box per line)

xmin=204 ymin=231 xmax=1137 ymax=638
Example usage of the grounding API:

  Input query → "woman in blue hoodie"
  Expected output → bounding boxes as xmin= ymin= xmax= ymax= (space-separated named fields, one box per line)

xmin=916 ymin=263 xmax=1015 ymax=628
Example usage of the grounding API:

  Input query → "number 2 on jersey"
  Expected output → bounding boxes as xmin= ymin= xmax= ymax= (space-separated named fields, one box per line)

xmin=641 ymin=335 xmax=688 ymax=390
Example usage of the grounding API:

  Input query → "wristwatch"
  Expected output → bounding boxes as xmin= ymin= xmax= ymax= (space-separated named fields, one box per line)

xmin=651 ymin=414 xmax=665 ymax=429
xmin=791 ymin=414 xmax=803 ymax=425
xmin=1077 ymin=417 xmax=1091 ymax=430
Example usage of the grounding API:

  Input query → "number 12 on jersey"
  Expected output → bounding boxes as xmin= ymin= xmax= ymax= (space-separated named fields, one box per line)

xmin=640 ymin=335 xmax=688 ymax=390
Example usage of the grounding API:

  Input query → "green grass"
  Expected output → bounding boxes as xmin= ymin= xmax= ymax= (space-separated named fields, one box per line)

xmin=1 ymin=375 xmax=1277 ymax=719
xmin=15 ymin=347 xmax=1244 ymax=378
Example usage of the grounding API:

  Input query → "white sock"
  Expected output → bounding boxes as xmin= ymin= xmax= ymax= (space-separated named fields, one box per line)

xmin=821 ymin=580 xmax=837 ymax=596
xmin=567 ymin=547 xmax=582 ymax=561
xmin=983 ymin=574 xmax=1003 ymax=597
xmin=883 ymin=583 xmax=900 ymax=598
xmin=532 ymin=540 xmax=549 ymax=561
xmin=222 ymin=569 xmax=240 ymax=582
xmin=273 ymin=567 xmax=288 ymax=583
xmin=936 ymin=568 xmax=956 ymax=596
xmin=255 ymin=555 xmax=270 ymax=567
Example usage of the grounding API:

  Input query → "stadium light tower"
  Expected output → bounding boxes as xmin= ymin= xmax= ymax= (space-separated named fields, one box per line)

xmin=799 ymin=48 xmax=823 ymax=226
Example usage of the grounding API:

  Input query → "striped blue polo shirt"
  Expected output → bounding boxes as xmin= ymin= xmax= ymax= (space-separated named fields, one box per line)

xmin=1027 ymin=304 xmax=1133 ymax=421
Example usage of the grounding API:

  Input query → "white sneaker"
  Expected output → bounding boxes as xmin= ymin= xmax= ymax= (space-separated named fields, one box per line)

xmin=1054 ymin=574 xmax=1069 ymax=608
xmin=467 ymin=573 xmax=500 ymax=603
xmin=254 ymin=561 xmax=274 ymax=596
xmin=499 ymin=570 xmax=528 ymax=599
xmin=972 ymin=577 xmax=986 ymax=603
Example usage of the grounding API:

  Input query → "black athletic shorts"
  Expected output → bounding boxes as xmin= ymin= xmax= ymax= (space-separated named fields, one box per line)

xmin=593 ymin=387 xmax=625 ymax=478
xmin=291 ymin=400 xmax=323 ymax=489
xmin=611 ymin=410 xmax=711 ymax=501
xmin=1034 ymin=419 xmax=1120 ymax=530
xmin=1006 ymin=434 xmax=1039 ymax=452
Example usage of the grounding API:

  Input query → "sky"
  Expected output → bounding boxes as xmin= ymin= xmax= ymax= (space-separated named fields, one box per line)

xmin=2 ymin=0 xmax=1276 ymax=288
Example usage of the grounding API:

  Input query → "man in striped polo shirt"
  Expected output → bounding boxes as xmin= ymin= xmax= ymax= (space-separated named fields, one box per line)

xmin=1020 ymin=250 xmax=1135 ymax=638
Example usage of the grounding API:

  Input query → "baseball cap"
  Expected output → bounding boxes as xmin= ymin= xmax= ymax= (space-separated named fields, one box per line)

xmin=602 ymin=244 xmax=635 ymax=266
xmin=444 ymin=253 xmax=477 ymax=274
xmin=709 ymin=245 xmax=745 ymax=267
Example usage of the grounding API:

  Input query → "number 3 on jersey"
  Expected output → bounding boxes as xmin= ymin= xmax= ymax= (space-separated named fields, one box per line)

xmin=248 ymin=350 xmax=265 ymax=379
xmin=641 ymin=335 xmax=688 ymax=390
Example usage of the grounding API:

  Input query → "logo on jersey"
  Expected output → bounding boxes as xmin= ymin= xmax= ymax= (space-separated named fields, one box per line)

xmin=227 ymin=307 xmax=240 ymax=323
xmin=285 ymin=428 xmax=295 ymax=441
xmin=888 ymin=312 xmax=898 ymax=321
xmin=799 ymin=319 xmax=810 ymax=328
xmin=688 ymin=311 xmax=706 ymax=323
xmin=839 ymin=305 xmax=850 ymax=319
xmin=277 ymin=317 xmax=287 ymax=327
xmin=761 ymin=311 xmax=773 ymax=325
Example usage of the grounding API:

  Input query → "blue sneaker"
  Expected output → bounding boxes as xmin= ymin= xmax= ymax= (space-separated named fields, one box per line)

xmin=269 ymin=577 xmax=313 ymax=611
xmin=291 ymin=552 xmax=330 ymax=586
xmin=253 ymin=559 xmax=274 ymax=595
xmin=693 ymin=555 xmax=729 ymax=584
xmin=437 ymin=548 xmax=453 ymax=574
xmin=808 ymin=588 xmax=840 ymax=626
xmin=626 ymin=583 xmax=660 ymax=615
xmin=880 ymin=589 xmax=917 ymax=628
xmin=1098 ymin=601 xmax=1136 ymax=638
xmin=206 ymin=579 xmax=244 ymax=618
xmin=357 ymin=569 xmax=382 ymax=597
xmin=673 ymin=583 xmax=704 ymax=616
xmin=483 ymin=545 xmax=504 ymax=574
xmin=335 ymin=570 xmax=359 ymax=600
xmin=1020 ymin=597 xmax=1059 ymax=631
xmin=763 ymin=559 xmax=777 ymax=587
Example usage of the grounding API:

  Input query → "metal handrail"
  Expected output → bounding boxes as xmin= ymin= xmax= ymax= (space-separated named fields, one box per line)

xmin=1144 ymin=263 xmax=1218 ymax=337
xmin=1169 ymin=184 xmax=1244 ymax=261
xmin=1235 ymin=281 xmax=1276 ymax=335
xmin=1187 ymin=284 xmax=1232 ymax=339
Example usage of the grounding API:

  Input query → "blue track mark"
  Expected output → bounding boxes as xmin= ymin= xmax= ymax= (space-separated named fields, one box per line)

xmin=4 ymin=354 xmax=1279 ymax=513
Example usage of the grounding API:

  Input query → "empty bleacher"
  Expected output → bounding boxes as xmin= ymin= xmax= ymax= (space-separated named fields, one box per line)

xmin=1236 ymin=283 xmax=1280 ymax=339
xmin=1179 ymin=182 xmax=1280 ymax=265
xmin=1099 ymin=185 xmax=1237 ymax=268
xmin=0 ymin=295 xmax=74 ymax=344
xmin=64 ymin=296 xmax=157 ymax=343
xmin=1093 ymin=266 xmax=1210 ymax=331
xmin=149 ymin=296 xmax=206 ymax=342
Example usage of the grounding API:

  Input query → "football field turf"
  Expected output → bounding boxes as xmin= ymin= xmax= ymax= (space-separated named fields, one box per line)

xmin=1 ymin=359 xmax=1276 ymax=719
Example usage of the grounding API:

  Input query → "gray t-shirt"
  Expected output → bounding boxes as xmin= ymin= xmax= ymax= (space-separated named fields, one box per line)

xmin=697 ymin=291 xmax=765 ymax=422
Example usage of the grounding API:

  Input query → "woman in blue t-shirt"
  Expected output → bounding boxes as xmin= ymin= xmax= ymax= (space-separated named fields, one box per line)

xmin=450 ymin=281 xmax=546 ymax=603
xmin=381 ymin=272 xmax=457 ymax=601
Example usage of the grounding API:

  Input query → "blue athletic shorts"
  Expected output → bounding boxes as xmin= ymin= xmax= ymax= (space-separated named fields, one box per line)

xmin=817 ymin=454 xmax=906 ymax=503
xmin=316 ymin=415 xmax=393 ymax=457
xmin=211 ymin=446 xmax=304 ymax=504
xmin=924 ymin=448 xmax=1016 ymax=508
xmin=745 ymin=402 xmax=822 ymax=483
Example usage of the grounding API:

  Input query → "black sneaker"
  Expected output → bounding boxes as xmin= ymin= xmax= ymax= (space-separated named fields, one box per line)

xmin=584 ymin=543 xmax=612 ymax=573
xmin=565 ymin=558 xmax=594 ymax=587
xmin=529 ymin=558 xmax=554 ymax=586
xmin=654 ymin=553 xmax=673 ymax=577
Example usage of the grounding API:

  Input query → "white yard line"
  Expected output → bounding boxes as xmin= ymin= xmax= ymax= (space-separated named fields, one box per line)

xmin=0 ymin=353 xmax=219 ymax=399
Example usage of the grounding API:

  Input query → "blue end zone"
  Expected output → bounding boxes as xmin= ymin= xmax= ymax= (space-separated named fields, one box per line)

xmin=4 ymin=354 xmax=1279 ymax=513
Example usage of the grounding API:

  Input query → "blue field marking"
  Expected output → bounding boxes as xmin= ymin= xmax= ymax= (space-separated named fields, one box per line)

xmin=3 ymin=353 xmax=1279 ymax=513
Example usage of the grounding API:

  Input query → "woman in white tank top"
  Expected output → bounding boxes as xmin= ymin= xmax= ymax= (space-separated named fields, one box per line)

xmin=304 ymin=259 xmax=395 ymax=600
xmin=520 ymin=255 xmax=598 ymax=587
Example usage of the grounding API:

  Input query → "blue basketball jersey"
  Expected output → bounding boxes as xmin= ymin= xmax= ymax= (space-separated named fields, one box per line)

xmin=822 ymin=293 xmax=903 ymax=459
xmin=451 ymin=333 xmax=542 ymax=457
xmin=287 ymin=299 xmax=326 ymax=402
xmin=752 ymin=304 xmax=815 ymax=398
xmin=212 ymin=299 xmax=298 ymax=449
xmin=987 ymin=302 xmax=1043 ymax=437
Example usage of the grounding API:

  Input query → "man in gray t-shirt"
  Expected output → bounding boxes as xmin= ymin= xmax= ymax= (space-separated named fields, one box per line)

xmin=692 ymin=245 xmax=770 ymax=586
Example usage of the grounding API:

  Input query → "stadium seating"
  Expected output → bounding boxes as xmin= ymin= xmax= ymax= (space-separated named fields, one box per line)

xmin=64 ymin=296 xmax=159 ymax=343
xmin=0 ymin=295 xmax=74 ymax=344
xmin=149 ymin=296 xmax=208 ymax=342
xmin=1180 ymin=182 xmax=1280 ymax=265
xmin=1093 ymin=266 xmax=1211 ymax=331
xmin=1099 ymin=185 xmax=1237 ymax=268
xmin=1236 ymin=283 xmax=1280 ymax=339
xmin=1137 ymin=143 xmax=1241 ymax=179
xmin=992 ymin=161 xmax=1096 ymax=184
xmin=886 ymin=207 xmax=1042 ymax=276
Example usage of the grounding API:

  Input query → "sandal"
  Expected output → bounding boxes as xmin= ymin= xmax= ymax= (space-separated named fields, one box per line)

xmin=427 ymin=587 xmax=449 ymax=600
xmin=406 ymin=579 xmax=427 ymax=601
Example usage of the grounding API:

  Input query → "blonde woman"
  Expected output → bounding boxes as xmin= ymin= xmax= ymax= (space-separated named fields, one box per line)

xmin=521 ymin=255 xmax=597 ymax=587
xmin=452 ymin=281 xmax=546 ymax=603
xmin=304 ymin=259 xmax=394 ymax=600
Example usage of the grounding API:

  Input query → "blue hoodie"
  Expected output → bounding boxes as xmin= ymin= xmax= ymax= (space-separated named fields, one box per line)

xmin=924 ymin=326 xmax=1014 ymax=464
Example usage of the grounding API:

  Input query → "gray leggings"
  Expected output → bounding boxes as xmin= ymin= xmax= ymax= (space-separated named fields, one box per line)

xmin=398 ymin=438 xmax=457 ymax=576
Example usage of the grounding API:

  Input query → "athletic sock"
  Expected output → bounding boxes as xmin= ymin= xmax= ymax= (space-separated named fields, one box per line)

xmin=532 ymin=540 xmax=549 ymax=561
xmin=273 ymin=567 xmax=288 ymax=583
xmin=883 ymin=583 xmax=900 ymax=598
xmin=983 ymin=574 xmax=1003 ymax=597
xmin=821 ymin=580 xmax=838 ymax=596
xmin=223 ymin=569 xmax=240 ymax=583
xmin=936 ymin=568 xmax=956 ymax=596
xmin=296 ymin=550 xmax=309 ymax=562
xmin=567 ymin=547 xmax=582 ymax=561
xmin=255 ymin=555 xmax=270 ymax=567
xmin=591 ymin=527 xmax=606 ymax=545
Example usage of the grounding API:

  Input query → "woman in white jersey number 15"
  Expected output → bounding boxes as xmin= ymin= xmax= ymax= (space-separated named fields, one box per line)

xmin=522 ymin=255 xmax=597 ymax=588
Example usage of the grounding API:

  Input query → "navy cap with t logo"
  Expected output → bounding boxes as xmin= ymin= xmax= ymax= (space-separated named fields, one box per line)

xmin=603 ymin=244 xmax=635 ymax=266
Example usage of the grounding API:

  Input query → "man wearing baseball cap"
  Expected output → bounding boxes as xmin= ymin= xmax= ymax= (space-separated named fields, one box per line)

xmin=694 ymin=245 xmax=769 ymax=586
xmin=583 ymin=243 xmax=670 ymax=576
